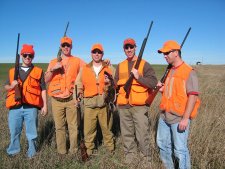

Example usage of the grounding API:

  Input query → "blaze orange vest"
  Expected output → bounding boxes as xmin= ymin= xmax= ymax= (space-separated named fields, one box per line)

xmin=48 ymin=57 xmax=81 ymax=96
xmin=6 ymin=66 xmax=43 ymax=109
xmin=82 ymin=64 xmax=112 ymax=97
xmin=117 ymin=59 xmax=150 ymax=106
xmin=159 ymin=63 xmax=201 ymax=119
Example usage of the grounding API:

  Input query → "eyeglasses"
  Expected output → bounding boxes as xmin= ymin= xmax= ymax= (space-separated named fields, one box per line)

xmin=23 ymin=54 xmax=34 ymax=59
xmin=124 ymin=44 xmax=135 ymax=50
xmin=61 ymin=43 xmax=71 ymax=48
xmin=92 ymin=50 xmax=103 ymax=54
xmin=163 ymin=50 xmax=176 ymax=55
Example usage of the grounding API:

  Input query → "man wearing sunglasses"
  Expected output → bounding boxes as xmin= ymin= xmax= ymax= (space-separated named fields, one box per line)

xmin=114 ymin=38 xmax=157 ymax=165
xmin=5 ymin=44 xmax=47 ymax=158
xmin=156 ymin=40 xmax=200 ymax=169
xmin=75 ymin=43 xmax=115 ymax=157
xmin=45 ymin=36 xmax=85 ymax=156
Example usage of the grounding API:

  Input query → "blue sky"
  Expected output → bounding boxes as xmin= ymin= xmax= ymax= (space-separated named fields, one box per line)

xmin=0 ymin=0 xmax=224 ymax=65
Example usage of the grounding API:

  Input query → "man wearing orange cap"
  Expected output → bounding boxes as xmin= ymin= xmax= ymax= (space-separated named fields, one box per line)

xmin=156 ymin=40 xmax=200 ymax=169
xmin=45 ymin=36 xmax=85 ymax=155
xmin=75 ymin=43 xmax=115 ymax=156
xmin=5 ymin=44 xmax=47 ymax=158
xmin=114 ymin=38 xmax=157 ymax=165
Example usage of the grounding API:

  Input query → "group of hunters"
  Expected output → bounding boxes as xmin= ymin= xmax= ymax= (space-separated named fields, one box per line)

xmin=4 ymin=31 xmax=200 ymax=169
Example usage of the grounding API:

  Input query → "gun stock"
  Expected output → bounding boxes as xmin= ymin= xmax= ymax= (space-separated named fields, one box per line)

xmin=148 ymin=27 xmax=192 ymax=105
xmin=123 ymin=21 xmax=154 ymax=98
xmin=75 ymin=85 xmax=89 ymax=162
xmin=80 ymin=140 xmax=88 ymax=162
xmin=57 ymin=22 xmax=70 ymax=62
xmin=14 ymin=33 xmax=21 ymax=102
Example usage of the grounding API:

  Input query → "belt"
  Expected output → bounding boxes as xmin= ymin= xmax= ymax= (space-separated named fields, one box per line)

xmin=53 ymin=95 xmax=73 ymax=102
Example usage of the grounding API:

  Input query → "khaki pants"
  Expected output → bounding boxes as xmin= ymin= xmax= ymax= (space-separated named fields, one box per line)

xmin=51 ymin=98 xmax=78 ymax=154
xmin=119 ymin=106 xmax=150 ymax=162
xmin=84 ymin=106 xmax=114 ymax=155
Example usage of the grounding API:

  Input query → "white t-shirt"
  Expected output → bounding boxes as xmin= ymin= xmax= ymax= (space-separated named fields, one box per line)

xmin=93 ymin=65 xmax=102 ymax=77
xmin=21 ymin=66 xmax=30 ymax=72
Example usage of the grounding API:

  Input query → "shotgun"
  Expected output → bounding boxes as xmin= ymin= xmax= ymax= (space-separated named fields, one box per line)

xmin=14 ymin=33 xmax=21 ymax=101
xmin=75 ymin=85 xmax=88 ymax=162
xmin=123 ymin=21 xmax=153 ymax=98
xmin=57 ymin=22 xmax=69 ymax=62
xmin=148 ymin=27 xmax=192 ymax=106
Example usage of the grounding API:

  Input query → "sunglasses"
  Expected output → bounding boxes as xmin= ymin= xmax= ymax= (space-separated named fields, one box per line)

xmin=61 ymin=43 xmax=71 ymax=48
xmin=92 ymin=50 xmax=103 ymax=54
xmin=23 ymin=54 xmax=34 ymax=59
xmin=163 ymin=50 xmax=176 ymax=55
xmin=124 ymin=44 xmax=135 ymax=50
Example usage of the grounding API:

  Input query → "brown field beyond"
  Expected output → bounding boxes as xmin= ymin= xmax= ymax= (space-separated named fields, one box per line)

xmin=0 ymin=64 xmax=225 ymax=169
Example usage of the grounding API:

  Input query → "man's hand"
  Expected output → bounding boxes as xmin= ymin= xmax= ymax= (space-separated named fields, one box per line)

xmin=74 ymin=93 xmax=83 ymax=107
xmin=74 ymin=98 xmax=79 ymax=107
xmin=157 ymin=81 xmax=164 ymax=93
xmin=103 ymin=59 xmax=111 ymax=65
xmin=131 ymin=68 xmax=139 ymax=80
xmin=178 ymin=118 xmax=189 ymax=131
xmin=51 ymin=62 xmax=63 ymax=72
xmin=41 ymin=105 xmax=48 ymax=117
xmin=10 ymin=80 xmax=19 ymax=89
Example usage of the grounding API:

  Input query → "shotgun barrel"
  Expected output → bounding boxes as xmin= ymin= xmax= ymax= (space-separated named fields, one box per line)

xmin=14 ymin=33 xmax=21 ymax=102
xmin=123 ymin=21 xmax=154 ymax=98
xmin=57 ymin=22 xmax=70 ymax=62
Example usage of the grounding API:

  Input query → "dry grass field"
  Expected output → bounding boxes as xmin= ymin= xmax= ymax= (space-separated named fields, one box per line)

xmin=0 ymin=64 xmax=225 ymax=169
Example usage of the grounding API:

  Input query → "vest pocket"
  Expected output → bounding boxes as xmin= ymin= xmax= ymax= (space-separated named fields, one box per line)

xmin=29 ymin=74 xmax=40 ymax=87
xmin=117 ymin=87 xmax=128 ymax=105
xmin=24 ymin=86 xmax=43 ymax=107
xmin=26 ymin=86 xmax=41 ymax=96
xmin=172 ymin=94 xmax=187 ymax=114
xmin=6 ymin=90 xmax=19 ymax=108
xmin=49 ymin=81 xmax=62 ymax=94
xmin=129 ymin=86 xmax=148 ymax=105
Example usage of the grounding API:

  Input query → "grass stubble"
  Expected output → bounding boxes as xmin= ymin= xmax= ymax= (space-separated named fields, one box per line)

xmin=0 ymin=64 xmax=225 ymax=169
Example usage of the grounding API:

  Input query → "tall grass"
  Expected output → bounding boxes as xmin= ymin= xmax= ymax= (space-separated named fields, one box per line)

xmin=0 ymin=64 xmax=225 ymax=169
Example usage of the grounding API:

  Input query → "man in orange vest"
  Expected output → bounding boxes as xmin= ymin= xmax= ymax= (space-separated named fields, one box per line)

xmin=5 ymin=44 xmax=47 ymax=158
xmin=156 ymin=40 xmax=200 ymax=169
xmin=114 ymin=38 xmax=158 ymax=165
xmin=75 ymin=43 xmax=115 ymax=156
xmin=45 ymin=36 xmax=85 ymax=155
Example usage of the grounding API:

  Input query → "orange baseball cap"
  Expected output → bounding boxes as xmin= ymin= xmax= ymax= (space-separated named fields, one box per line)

xmin=20 ymin=44 xmax=35 ymax=55
xmin=158 ymin=40 xmax=181 ymax=53
xmin=61 ymin=36 xmax=72 ymax=45
xmin=123 ymin=38 xmax=136 ymax=47
xmin=91 ymin=43 xmax=104 ymax=52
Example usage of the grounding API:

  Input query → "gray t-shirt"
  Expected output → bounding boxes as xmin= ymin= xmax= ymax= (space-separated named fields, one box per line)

xmin=160 ymin=69 xmax=199 ymax=124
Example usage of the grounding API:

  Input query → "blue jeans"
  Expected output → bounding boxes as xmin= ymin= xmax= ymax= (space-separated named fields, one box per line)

xmin=7 ymin=106 xmax=38 ymax=158
xmin=157 ymin=117 xmax=191 ymax=169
